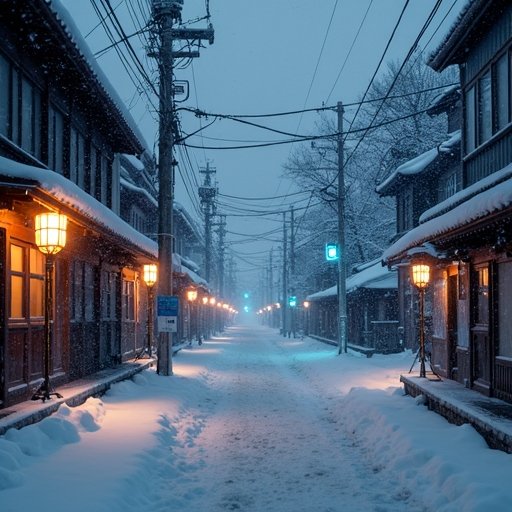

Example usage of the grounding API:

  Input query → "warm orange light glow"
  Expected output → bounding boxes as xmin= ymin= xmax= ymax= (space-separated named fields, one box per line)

xmin=412 ymin=264 xmax=430 ymax=289
xmin=202 ymin=296 xmax=209 ymax=305
xmin=303 ymin=301 xmax=310 ymax=308
xmin=186 ymin=289 xmax=198 ymax=302
xmin=35 ymin=212 xmax=67 ymax=255
xmin=209 ymin=297 xmax=216 ymax=306
xmin=143 ymin=264 xmax=157 ymax=287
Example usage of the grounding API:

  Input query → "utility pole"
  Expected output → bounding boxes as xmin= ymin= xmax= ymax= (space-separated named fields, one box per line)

xmin=337 ymin=101 xmax=347 ymax=354
xmin=199 ymin=162 xmax=217 ymax=285
xmin=282 ymin=212 xmax=288 ymax=337
xmin=150 ymin=0 xmax=213 ymax=375
xmin=216 ymin=214 xmax=227 ymax=297
xmin=269 ymin=248 xmax=273 ymax=304
xmin=290 ymin=205 xmax=296 ymax=336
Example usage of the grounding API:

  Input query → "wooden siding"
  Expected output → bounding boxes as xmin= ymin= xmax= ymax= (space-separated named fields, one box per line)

xmin=465 ymin=129 xmax=512 ymax=185
xmin=465 ymin=5 xmax=512 ymax=83
xmin=495 ymin=357 xmax=512 ymax=402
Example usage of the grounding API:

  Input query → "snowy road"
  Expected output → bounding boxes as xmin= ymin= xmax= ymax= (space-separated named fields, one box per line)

xmin=163 ymin=325 xmax=422 ymax=512
xmin=3 ymin=323 xmax=512 ymax=512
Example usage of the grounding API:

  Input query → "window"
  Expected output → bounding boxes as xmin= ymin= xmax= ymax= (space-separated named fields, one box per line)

xmin=438 ymin=170 xmax=459 ymax=202
xmin=48 ymin=105 xmax=64 ymax=173
xmin=101 ymin=271 xmax=117 ymax=321
xmin=69 ymin=126 xmax=86 ymax=188
xmin=84 ymin=263 xmax=95 ymax=322
xmin=465 ymin=48 xmax=512 ymax=153
xmin=465 ymin=85 xmax=476 ymax=153
xmin=29 ymin=248 xmax=44 ymax=317
xmin=71 ymin=260 xmax=83 ymax=321
xmin=0 ymin=54 xmax=42 ymax=158
xmin=10 ymin=244 xmax=25 ymax=319
xmin=478 ymin=71 xmax=492 ymax=144
xmin=100 ymin=154 xmax=109 ymax=206
xmin=9 ymin=243 xmax=44 ymax=320
xmin=475 ymin=266 xmax=489 ymax=325
xmin=0 ymin=53 xmax=9 ymax=137
xmin=89 ymin=145 xmax=97 ymax=196
xmin=498 ymin=261 xmax=512 ymax=357
xmin=122 ymin=279 xmax=135 ymax=321
xmin=496 ymin=53 xmax=509 ymax=131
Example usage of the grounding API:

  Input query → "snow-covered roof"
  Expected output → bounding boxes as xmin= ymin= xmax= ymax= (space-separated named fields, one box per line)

xmin=376 ymin=131 xmax=461 ymax=194
xmin=307 ymin=259 xmax=397 ymax=300
xmin=46 ymin=0 xmax=150 ymax=153
xmin=0 ymin=156 xmax=157 ymax=258
xmin=120 ymin=177 xmax=158 ymax=208
xmin=346 ymin=259 xmax=397 ymax=293
xmin=428 ymin=0 xmax=488 ymax=71
xmin=383 ymin=163 xmax=512 ymax=262
xmin=427 ymin=85 xmax=460 ymax=116
xmin=122 ymin=154 xmax=145 ymax=172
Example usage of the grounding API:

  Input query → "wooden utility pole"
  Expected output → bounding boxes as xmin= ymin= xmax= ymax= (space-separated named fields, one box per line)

xmin=199 ymin=162 xmax=217 ymax=286
xmin=150 ymin=0 xmax=213 ymax=374
xmin=153 ymin=1 xmax=179 ymax=375
xmin=282 ymin=212 xmax=288 ymax=337
xmin=337 ymin=101 xmax=347 ymax=354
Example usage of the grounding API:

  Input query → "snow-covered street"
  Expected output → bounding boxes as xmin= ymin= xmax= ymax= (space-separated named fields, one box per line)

xmin=1 ymin=322 xmax=512 ymax=512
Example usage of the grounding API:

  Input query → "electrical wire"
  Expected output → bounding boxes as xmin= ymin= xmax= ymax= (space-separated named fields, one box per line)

xmin=325 ymin=0 xmax=374 ymax=104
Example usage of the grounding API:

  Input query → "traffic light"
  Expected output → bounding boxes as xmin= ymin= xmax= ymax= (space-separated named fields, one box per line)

xmin=288 ymin=295 xmax=297 ymax=307
xmin=325 ymin=243 xmax=339 ymax=261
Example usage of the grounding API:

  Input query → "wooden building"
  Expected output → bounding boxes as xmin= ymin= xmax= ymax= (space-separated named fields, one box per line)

xmin=377 ymin=86 xmax=462 ymax=352
xmin=383 ymin=0 xmax=512 ymax=402
xmin=0 ymin=1 xmax=206 ymax=408
xmin=306 ymin=259 xmax=399 ymax=353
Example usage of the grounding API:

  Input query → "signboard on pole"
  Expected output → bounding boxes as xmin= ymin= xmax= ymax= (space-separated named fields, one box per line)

xmin=157 ymin=295 xmax=179 ymax=333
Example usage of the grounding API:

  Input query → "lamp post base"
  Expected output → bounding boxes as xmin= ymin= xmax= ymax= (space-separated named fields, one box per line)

xmin=31 ymin=378 xmax=63 ymax=402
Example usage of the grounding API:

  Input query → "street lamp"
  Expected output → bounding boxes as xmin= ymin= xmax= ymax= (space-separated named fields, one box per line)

xmin=32 ymin=212 xmax=68 ymax=401
xmin=411 ymin=263 xmax=430 ymax=378
xmin=143 ymin=264 xmax=158 ymax=357
xmin=186 ymin=288 xmax=197 ymax=343
xmin=303 ymin=301 xmax=310 ymax=336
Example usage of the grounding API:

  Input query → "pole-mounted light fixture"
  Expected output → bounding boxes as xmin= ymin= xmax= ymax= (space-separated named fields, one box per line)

xmin=143 ymin=263 xmax=158 ymax=288
xmin=32 ymin=212 xmax=68 ymax=401
xmin=411 ymin=262 xmax=431 ymax=378
xmin=143 ymin=264 xmax=158 ymax=357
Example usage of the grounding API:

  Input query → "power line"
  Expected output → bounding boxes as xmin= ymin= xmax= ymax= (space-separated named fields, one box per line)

xmin=325 ymin=0 xmax=374 ymax=104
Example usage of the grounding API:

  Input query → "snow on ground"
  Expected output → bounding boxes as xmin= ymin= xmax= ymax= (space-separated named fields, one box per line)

xmin=1 ymin=321 xmax=511 ymax=511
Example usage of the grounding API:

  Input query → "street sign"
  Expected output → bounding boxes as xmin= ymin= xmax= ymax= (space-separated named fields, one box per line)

xmin=157 ymin=295 xmax=179 ymax=333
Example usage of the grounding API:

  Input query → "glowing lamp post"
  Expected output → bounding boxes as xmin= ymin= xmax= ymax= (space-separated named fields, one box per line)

xmin=411 ymin=263 xmax=430 ymax=378
xmin=32 ymin=212 xmax=67 ymax=401
xmin=186 ymin=288 xmax=198 ymax=342
xmin=143 ymin=264 xmax=158 ymax=357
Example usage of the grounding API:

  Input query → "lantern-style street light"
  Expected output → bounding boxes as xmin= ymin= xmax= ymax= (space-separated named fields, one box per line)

xmin=186 ymin=288 xmax=198 ymax=343
xmin=411 ymin=263 xmax=430 ymax=378
xmin=32 ymin=212 xmax=68 ymax=401
xmin=143 ymin=264 xmax=158 ymax=357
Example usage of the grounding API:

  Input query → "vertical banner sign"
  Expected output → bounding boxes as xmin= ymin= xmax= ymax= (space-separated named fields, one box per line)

xmin=157 ymin=295 xmax=179 ymax=333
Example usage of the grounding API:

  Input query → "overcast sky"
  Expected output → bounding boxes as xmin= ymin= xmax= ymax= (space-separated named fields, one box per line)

xmin=59 ymin=0 xmax=465 ymax=296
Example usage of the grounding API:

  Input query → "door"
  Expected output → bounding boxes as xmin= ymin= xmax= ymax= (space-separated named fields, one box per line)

xmin=0 ymin=228 xmax=5 ymax=406
xmin=471 ymin=265 xmax=492 ymax=395
xmin=447 ymin=274 xmax=458 ymax=378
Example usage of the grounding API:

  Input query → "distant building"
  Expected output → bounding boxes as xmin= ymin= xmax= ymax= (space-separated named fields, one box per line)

xmin=306 ymin=259 xmax=398 ymax=354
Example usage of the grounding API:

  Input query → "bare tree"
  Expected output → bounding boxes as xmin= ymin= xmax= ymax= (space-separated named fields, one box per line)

xmin=284 ymin=55 xmax=458 ymax=294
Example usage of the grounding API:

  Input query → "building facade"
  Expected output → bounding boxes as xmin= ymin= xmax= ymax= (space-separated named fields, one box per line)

xmin=0 ymin=1 xmax=207 ymax=408
xmin=384 ymin=0 xmax=512 ymax=402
